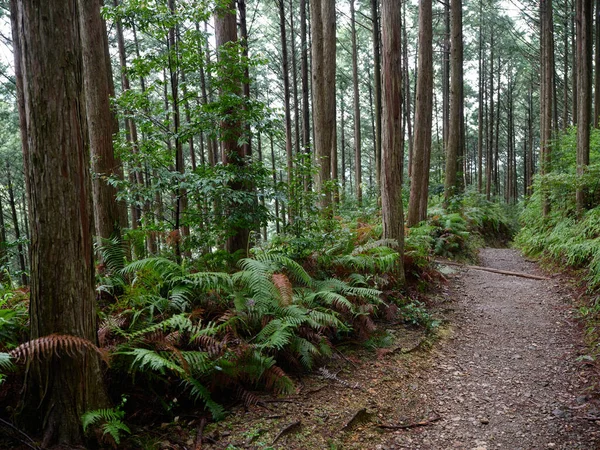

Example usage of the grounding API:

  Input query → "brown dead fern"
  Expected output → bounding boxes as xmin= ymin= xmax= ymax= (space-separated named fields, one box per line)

xmin=272 ymin=273 xmax=293 ymax=306
xmin=9 ymin=334 xmax=109 ymax=365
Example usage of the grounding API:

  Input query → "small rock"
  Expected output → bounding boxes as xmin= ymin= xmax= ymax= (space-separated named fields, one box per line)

xmin=480 ymin=418 xmax=490 ymax=425
xmin=547 ymin=444 xmax=556 ymax=449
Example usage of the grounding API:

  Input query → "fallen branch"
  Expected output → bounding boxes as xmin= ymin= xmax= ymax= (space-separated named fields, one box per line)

xmin=193 ymin=418 xmax=207 ymax=450
xmin=434 ymin=260 xmax=549 ymax=281
xmin=271 ymin=420 xmax=301 ymax=445
xmin=0 ymin=418 xmax=40 ymax=450
xmin=378 ymin=413 xmax=441 ymax=430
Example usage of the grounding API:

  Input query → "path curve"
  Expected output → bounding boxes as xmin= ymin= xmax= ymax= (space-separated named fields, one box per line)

xmin=391 ymin=248 xmax=600 ymax=450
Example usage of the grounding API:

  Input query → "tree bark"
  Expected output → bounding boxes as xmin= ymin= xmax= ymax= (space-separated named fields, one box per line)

xmin=477 ymin=0 xmax=484 ymax=193
xmin=380 ymin=0 xmax=405 ymax=284
xmin=444 ymin=0 xmax=465 ymax=203
xmin=576 ymin=0 xmax=592 ymax=213
xmin=300 ymin=0 xmax=311 ymax=159
xmin=79 ymin=0 xmax=125 ymax=241
xmin=407 ymin=0 xmax=433 ymax=226
xmin=350 ymin=0 xmax=362 ymax=204
xmin=237 ymin=0 xmax=252 ymax=157
xmin=278 ymin=0 xmax=294 ymax=200
xmin=5 ymin=164 xmax=27 ymax=286
xmin=486 ymin=30 xmax=494 ymax=200
xmin=310 ymin=0 xmax=336 ymax=209
xmin=215 ymin=1 xmax=250 ymax=254
xmin=540 ymin=0 xmax=555 ymax=216
xmin=595 ymin=0 xmax=600 ymax=127
xmin=371 ymin=0 xmax=382 ymax=193
xmin=11 ymin=0 xmax=108 ymax=445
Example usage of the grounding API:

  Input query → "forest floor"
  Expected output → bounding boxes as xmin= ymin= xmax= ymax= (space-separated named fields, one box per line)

xmin=199 ymin=249 xmax=600 ymax=450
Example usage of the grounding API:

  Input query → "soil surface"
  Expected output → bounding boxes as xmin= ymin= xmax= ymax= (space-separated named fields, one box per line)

xmin=201 ymin=248 xmax=600 ymax=450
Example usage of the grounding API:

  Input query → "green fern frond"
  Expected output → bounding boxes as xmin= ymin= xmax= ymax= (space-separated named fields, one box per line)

xmin=172 ymin=271 xmax=233 ymax=292
xmin=180 ymin=351 xmax=212 ymax=374
xmin=169 ymin=285 xmax=193 ymax=311
xmin=96 ymin=236 xmax=127 ymax=275
xmin=184 ymin=377 xmax=226 ymax=419
xmin=290 ymin=335 xmax=319 ymax=369
xmin=0 ymin=352 xmax=14 ymax=372
xmin=120 ymin=348 xmax=186 ymax=375
xmin=351 ymin=239 xmax=398 ymax=255
xmin=307 ymin=290 xmax=355 ymax=313
xmin=307 ymin=309 xmax=346 ymax=330
xmin=82 ymin=406 xmax=130 ymax=445
xmin=126 ymin=314 xmax=192 ymax=340
xmin=232 ymin=269 xmax=279 ymax=303
xmin=121 ymin=257 xmax=184 ymax=282
xmin=255 ymin=320 xmax=294 ymax=350
xmin=254 ymin=253 xmax=313 ymax=285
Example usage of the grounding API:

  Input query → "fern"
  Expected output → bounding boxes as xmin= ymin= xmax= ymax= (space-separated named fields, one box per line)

xmin=122 ymin=257 xmax=184 ymax=282
xmin=184 ymin=377 xmax=226 ymax=419
xmin=82 ymin=403 xmax=130 ymax=445
xmin=255 ymin=320 xmax=294 ymax=350
xmin=0 ymin=352 xmax=14 ymax=372
xmin=10 ymin=334 xmax=109 ymax=364
xmin=120 ymin=348 xmax=186 ymax=375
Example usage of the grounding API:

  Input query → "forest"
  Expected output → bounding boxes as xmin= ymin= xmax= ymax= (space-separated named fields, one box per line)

xmin=0 ymin=0 xmax=600 ymax=448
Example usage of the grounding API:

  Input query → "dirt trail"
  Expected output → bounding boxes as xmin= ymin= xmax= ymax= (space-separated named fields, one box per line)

xmin=204 ymin=249 xmax=600 ymax=450
xmin=391 ymin=248 xmax=599 ymax=449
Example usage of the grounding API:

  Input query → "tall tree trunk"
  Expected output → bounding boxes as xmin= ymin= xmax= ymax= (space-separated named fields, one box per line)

xmin=367 ymin=65 xmax=376 ymax=190
xmin=237 ymin=0 xmax=252 ymax=157
xmin=289 ymin=0 xmax=301 ymax=160
xmin=444 ymin=0 xmax=465 ymax=202
xmin=6 ymin=164 xmax=27 ymax=286
xmin=380 ymin=0 xmax=405 ymax=284
xmin=341 ymin=92 xmax=347 ymax=191
xmin=114 ymin=0 xmax=143 ymax=233
xmin=402 ymin=5 xmax=413 ymax=183
xmin=215 ymin=1 xmax=250 ymax=254
xmin=300 ymin=0 xmax=310 ymax=157
xmin=486 ymin=30 xmax=494 ymax=200
xmin=526 ymin=81 xmax=534 ymax=196
xmin=310 ymin=0 xmax=336 ymax=209
xmin=477 ymin=0 xmax=484 ymax=193
xmin=80 ymin=0 xmax=124 ymax=241
xmin=0 ymin=195 xmax=7 ymax=283
xmin=407 ymin=0 xmax=433 ymax=226
xmin=540 ymin=0 xmax=555 ymax=216
xmin=564 ymin=3 xmax=571 ymax=128
xmin=442 ymin=1 xmax=450 ymax=149
xmin=168 ymin=0 xmax=187 ymax=262
xmin=371 ymin=0 xmax=382 ymax=192
xmin=576 ymin=0 xmax=592 ymax=212
xmin=270 ymin=135 xmax=281 ymax=234
xmin=278 ymin=0 xmax=294 ymax=202
xmin=11 ymin=0 xmax=108 ymax=445
xmin=572 ymin=0 xmax=578 ymax=125
xmin=350 ymin=0 xmax=362 ymax=204
xmin=595 ymin=0 xmax=600 ymax=127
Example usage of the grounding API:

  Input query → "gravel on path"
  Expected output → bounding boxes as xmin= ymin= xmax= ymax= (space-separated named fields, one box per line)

xmin=390 ymin=248 xmax=600 ymax=450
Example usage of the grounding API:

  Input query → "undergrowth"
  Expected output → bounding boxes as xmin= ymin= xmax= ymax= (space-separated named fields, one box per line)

xmin=515 ymin=127 xmax=600 ymax=363
xmin=0 ymin=195 xmax=516 ymax=447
